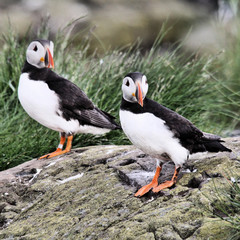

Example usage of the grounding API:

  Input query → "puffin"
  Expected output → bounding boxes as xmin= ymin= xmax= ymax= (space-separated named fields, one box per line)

xmin=119 ymin=72 xmax=231 ymax=197
xmin=18 ymin=39 xmax=120 ymax=159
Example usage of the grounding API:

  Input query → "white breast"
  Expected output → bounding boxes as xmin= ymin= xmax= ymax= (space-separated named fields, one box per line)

xmin=18 ymin=73 xmax=111 ymax=135
xmin=119 ymin=110 xmax=189 ymax=166
xmin=18 ymin=73 xmax=64 ymax=132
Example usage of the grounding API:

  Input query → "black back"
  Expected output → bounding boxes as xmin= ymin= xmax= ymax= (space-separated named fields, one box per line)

xmin=125 ymin=72 xmax=143 ymax=81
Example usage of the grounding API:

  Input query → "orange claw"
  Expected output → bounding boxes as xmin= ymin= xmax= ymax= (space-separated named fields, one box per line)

xmin=39 ymin=135 xmax=73 ymax=159
xmin=135 ymin=165 xmax=162 ymax=197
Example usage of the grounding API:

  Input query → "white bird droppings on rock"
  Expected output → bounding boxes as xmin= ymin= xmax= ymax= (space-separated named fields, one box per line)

xmin=57 ymin=173 xmax=84 ymax=184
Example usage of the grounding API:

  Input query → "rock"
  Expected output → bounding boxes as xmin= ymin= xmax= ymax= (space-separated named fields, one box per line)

xmin=224 ymin=129 xmax=240 ymax=137
xmin=0 ymin=137 xmax=239 ymax=239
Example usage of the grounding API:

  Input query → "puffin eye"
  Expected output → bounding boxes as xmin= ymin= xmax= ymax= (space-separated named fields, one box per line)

xmin=125 ymin=80 xmax=130 ymax=87
xmin=33 ymin=45 xmax=38 ymax=51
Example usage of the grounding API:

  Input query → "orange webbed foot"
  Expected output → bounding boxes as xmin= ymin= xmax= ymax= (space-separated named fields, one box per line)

xmin=38 ymin=135 xmax=73 ymax=160
xmin=135 ymin=182 xmax=158 ymax=197
xmin=152 ymin=180 xmax=175 ymax=193
xmin=152 ymin=166 xmax=181 ymax=193
xmin=38 ymin=148 xmax=70 ymax=159
xmin=134 ymin=164 xmax=162 ymax=197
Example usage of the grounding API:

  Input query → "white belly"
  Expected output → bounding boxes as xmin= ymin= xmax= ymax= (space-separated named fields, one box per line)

xmin=119 ymin=110 xmax=189 ymax=166
xmin=18 ymin=73 xmax=109 ymax=135
xmin=18 ymin=73 xmax=63 ymax=131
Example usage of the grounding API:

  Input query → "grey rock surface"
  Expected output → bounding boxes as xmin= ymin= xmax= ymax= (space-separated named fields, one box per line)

xmin=0 ymin=137 xmax=239 ymax=239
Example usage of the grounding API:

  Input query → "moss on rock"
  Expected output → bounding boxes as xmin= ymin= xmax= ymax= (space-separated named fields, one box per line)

xmin=0 ymin=138 xmax=239 ymax=239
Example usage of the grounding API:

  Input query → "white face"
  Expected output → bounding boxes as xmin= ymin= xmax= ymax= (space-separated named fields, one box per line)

xmin=26 ymin=41 xmax=54 ymax=69
xmin=122 ymin=74 xmax=148 ymax=104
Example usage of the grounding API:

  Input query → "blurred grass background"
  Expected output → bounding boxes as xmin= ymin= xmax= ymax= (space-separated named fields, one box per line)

xmin=0 ymin=19 xmax=239 ymax=170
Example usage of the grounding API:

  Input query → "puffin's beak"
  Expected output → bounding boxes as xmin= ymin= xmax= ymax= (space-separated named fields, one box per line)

xmin=136 ymin=81 xmax=143 ymax=107
xmin=46 ymin=48 xmax=54 ymax=69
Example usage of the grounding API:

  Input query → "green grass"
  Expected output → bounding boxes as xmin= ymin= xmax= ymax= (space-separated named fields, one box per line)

xmin=0 ymin=21 xmax=239 ymax=170
xmin=211 ymin=175 xmax=240 ymax=240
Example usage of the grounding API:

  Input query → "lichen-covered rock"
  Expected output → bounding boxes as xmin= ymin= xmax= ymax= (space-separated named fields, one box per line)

xmin=0 ymin=138 xmax=239 ymax=239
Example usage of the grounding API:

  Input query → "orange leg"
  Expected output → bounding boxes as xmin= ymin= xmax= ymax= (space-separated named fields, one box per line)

xmin=39 ymin=135 xmax=73 ymax=159
xmin=135 ymin=162 xmax=162 ymax=197
xmin=152 ymin=166 xmax=181 ymax=193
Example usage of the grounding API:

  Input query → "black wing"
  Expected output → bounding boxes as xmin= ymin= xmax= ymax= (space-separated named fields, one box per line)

xmin=121 ymin=97 xmax=203 ymax=142
xmin=46 ymin=72 xmax=94 ymax=110
xmin=143 ymin=98 xmax=204 ymax=147
xmin=44 ymin=70 xmax=119 ymax=129
xmin=72 ymin=107 xmax=120 ymax=129
xmin=25 ymin=63 xmax=94 ymax=110
xmin=143 ymin=98 xmax=231 ymax=153
xmin=148 ymin=101 xmax=231 ymax=152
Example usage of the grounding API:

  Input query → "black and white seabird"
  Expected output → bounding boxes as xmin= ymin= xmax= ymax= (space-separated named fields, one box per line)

xmin=119 ymin=72 xmax=231 ymax=197
xmin=18 ymin=39 xmax=120 ymax=159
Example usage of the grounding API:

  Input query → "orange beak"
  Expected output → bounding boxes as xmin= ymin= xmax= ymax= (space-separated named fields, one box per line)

xmin=136 ymin=81 xmax=143 ymax=107
xmin=47 ymin=48 xmax=54 ymax=69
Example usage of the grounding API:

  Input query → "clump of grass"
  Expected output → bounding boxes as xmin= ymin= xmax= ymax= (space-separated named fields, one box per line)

xmin=0 ymin=21 xmax=237 ymax=170
xmin=211 ymin=175 xmax=240 ymax=240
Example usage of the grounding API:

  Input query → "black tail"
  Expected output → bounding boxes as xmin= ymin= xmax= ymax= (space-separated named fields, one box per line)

xmin=201 ymin=132 xmax=231 ymax=152
xmin=96 ymin=108 xmax=121 ymax=130
xmin=203 ymin=141 xmax=231 ymax=152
